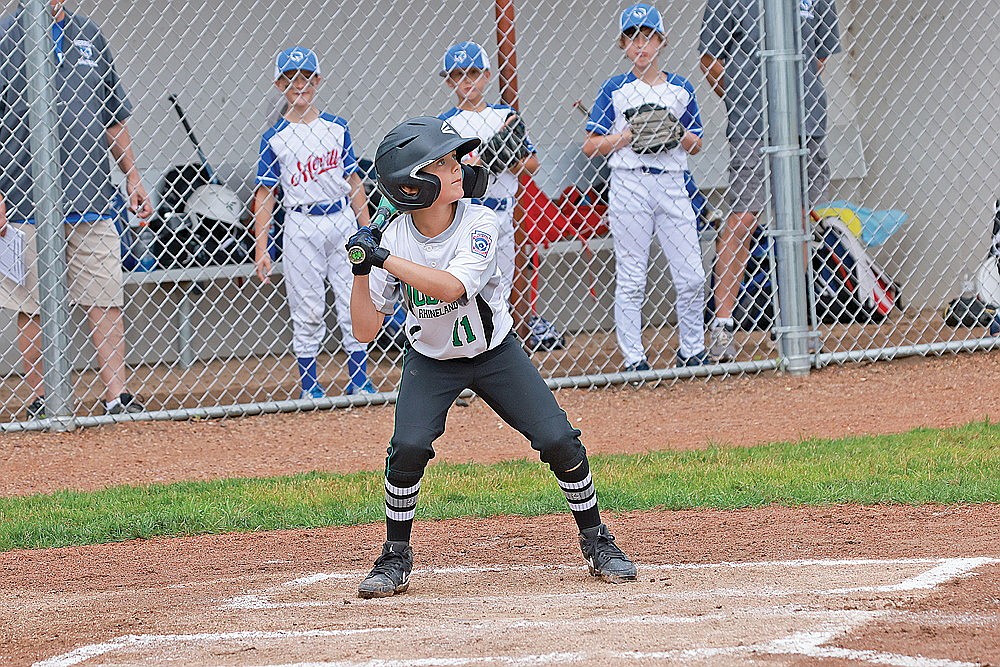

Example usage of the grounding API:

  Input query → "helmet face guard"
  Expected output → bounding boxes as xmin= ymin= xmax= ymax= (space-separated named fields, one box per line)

xmin=375 ymin=117 xmax=482 ymax=211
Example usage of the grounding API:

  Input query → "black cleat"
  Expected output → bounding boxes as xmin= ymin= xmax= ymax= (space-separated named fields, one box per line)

xmin=580 ymin=524 xmax=637 ymax=583
xmin=105 ymin=392 xmax=146 ymax=415
xmin=358 ymin=541 xmax=413 ymax=599
xmin=25 ymin=397 xmax=46 ymax=421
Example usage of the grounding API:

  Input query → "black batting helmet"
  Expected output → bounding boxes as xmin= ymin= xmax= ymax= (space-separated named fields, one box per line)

xmin=375 ymin=117 xmax=482 ymax=211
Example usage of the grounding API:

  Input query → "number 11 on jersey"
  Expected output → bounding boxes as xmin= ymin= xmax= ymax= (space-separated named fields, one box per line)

xmin=452 ymin=315 xmax=477 ymax=347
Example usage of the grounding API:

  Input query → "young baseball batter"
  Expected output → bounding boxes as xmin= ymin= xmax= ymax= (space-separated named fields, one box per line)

xmin=583 ymin=3 xmax=711 ymax=370
xmin=346 ymin=117 xmax=636 ymax=598
xmin=253 ymin=46 xmax=376 ymax=398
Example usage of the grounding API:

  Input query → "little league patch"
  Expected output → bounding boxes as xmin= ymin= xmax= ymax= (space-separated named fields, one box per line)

xmin=471 ymin=230 xmax=492 ymax=258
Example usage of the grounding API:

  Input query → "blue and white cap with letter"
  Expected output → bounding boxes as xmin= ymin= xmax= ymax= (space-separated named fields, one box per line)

xmin=439 ymin=41 xmax=490 ymax=77
xmin=619 ymin=4 xmax=664 ymax=35
xmin=274 ymin=46 xmax=320 ymax=81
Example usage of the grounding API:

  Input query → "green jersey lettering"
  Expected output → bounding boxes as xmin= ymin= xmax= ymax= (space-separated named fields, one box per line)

xmin=451 ymin=315 xmax=478 ymax=347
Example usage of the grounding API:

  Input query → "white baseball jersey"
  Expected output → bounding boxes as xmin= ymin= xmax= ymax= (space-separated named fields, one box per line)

xmin=368 ymin=201 xmax=514 ymax=360
xmin=438 ymin=104 xmax=537 ymax=201
xmin=255 ymin=112 xmax=359 ymax=206
xmin=586 ymin=71 xmax=703 ymax=173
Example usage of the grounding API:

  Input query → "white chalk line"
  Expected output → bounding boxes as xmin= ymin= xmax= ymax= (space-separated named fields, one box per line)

xmin=219 ymin=557 xmax=998 ymax=611
xmin=33 ymin=629 xmax=400 ymax=667
xmin=819 ymin=557 xmax=996 ymax=594
xmin=32 ymin=609 xmax=877 ymax=667
xmin=280 ymin=557 xmax=998 ymax=586
xmin=35 ymin=607 xmax=990 ymax=667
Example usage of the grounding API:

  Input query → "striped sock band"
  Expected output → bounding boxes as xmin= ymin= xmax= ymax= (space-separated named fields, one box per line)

xmin=558 ymin=472 xmax=597 ymax=512
xmin=385 ymin=476 xmax=421 ymax=543
xmin=554 ymin=460 xmax=601 ymax=531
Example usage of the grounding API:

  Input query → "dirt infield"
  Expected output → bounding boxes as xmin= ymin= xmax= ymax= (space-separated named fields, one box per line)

xmin=2 ymin=352 xmax=1000 ymax=665
xmin=2 ymin=506 xmax=999 ymax=666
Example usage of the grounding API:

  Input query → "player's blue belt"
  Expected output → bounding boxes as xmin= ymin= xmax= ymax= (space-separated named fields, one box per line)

xmin=637 ymin=166 xmax=669 ymax=175
xmin=470 ymin=197 xmax=512 ymax=211
xmin=289 ymin=198 xmax=347 ymax=216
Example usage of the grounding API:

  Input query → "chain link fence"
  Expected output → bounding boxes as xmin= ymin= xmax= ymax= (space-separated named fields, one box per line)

xmin=1 ymin=0 xmax=997 ymax=430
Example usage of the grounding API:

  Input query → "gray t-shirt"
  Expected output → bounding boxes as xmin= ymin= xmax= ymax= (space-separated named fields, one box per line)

xmin=0 ymin=9 xmax=133 ymax=222
xmin=699 ymin=0 xmax=841 ymax=140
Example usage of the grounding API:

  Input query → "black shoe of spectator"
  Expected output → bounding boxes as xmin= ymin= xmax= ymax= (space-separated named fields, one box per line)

xmin=105 ymin=393 xmax=146 ymax=415
xmin=25 ymin=396 xmax=46 ymax=420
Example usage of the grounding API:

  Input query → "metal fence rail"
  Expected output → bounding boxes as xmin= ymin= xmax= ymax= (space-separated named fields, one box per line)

xmin=2 ymin=0 xmax=997 ymax=430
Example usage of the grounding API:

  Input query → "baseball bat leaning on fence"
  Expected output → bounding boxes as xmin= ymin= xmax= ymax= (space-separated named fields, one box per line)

xmin=168 ymin=94 xmax=222 ymax=186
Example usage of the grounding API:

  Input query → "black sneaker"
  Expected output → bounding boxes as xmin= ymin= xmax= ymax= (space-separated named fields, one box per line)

xmin=527 ymin=315 xmax=566 ymax=351
xmin=622 ymin=360 xmax=651 ymax=373
xmin=579 ymin=524 xmax=637 ymax=583
xmin=25 ymin=396 xmax=46 ymax=420
xmin=105 ymin=392 xmax=146 ymax=415
xmin=357 ymin=541 xmax=413 ymax=599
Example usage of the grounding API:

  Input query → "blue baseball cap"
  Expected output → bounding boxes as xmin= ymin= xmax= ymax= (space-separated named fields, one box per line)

xmin=619 ymin=4 xmax=664 ymax=34
xmin=274 ymin=46 xmax=320 ymax=81
xmin=439 ymin=41 xmax=490 ymax=77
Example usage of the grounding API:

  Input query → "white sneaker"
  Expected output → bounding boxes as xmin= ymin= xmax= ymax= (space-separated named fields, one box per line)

xmin=709 ymin=322 xmax=737 ymax=362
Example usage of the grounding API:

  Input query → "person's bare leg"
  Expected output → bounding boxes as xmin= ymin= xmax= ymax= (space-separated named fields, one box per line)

xmin=713 ymin=211 xmax=758 ymax=319
xmin=16 ymin=312 xmax=45 ymax=398
xmin=709 ymin=211 xmax=758 ymax=361
xmin=87 ymin=306 xmax=127 ymax=401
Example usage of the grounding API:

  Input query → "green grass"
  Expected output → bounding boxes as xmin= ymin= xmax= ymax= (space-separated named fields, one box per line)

xmin=2 ymin=420 xmax=1000 ymax=552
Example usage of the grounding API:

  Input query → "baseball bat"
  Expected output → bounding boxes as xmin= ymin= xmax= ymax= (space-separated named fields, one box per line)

xmin=168 ymin=94 xmax=221 ymax=185
xmin=347 ymin=202 xmax=399 ymax=265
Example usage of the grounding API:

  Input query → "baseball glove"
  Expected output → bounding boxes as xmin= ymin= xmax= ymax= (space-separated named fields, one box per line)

xmin=624 ymin=103 xmax=686 ymax=154
xmin=479 ymin=114 xmax=530 ymax=174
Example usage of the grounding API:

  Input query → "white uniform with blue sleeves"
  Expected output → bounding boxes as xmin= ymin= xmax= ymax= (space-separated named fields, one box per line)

xmin=438 ymin=105 xmax=536 ymax=296
xmin=256 ymin=112 xmax=365 ymax=357
xmin=367 ymin=201 xmax=513 ymax=360
xmin=587 ymin=72 xmax=708 ymax=364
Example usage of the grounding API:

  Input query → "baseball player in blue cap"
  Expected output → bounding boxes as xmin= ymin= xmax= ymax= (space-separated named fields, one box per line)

xmin=253 ymin=46 xmax=377 ymax=398
xmin=583 ymin=4 xmax=711 ymax=370
xmin=437 ymin=41 xmax=564 ymax=353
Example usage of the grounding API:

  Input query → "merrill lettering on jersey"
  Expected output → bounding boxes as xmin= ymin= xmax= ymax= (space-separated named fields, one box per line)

xmin=291 ymin=148 xmax=343 ymax=187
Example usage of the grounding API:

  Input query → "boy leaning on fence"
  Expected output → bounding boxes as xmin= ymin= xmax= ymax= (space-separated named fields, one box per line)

xmin=0 ymin=1 xmax=150 ymax=420
xmin=582 ymin=3 xmax=711 ymax=371
xmin=252 ymin=46 xmax=377 ymax=399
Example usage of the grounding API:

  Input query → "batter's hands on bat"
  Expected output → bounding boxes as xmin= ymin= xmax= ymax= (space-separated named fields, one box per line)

xmin=346 ymin=227 xmax=389 ymax=276
xmin=624 ymin=104 xmax=686 ymax=154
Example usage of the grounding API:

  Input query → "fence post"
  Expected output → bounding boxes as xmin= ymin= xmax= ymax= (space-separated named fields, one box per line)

xmin=762 ymin=0 xmax=812 ymax=375
xmin=24 ymin=0 xmax=74 ymax=427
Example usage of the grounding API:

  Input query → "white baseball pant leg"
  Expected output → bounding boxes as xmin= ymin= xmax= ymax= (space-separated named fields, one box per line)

xmin=651 ymin=174 xmax=707 ymax=359
xmin=494 ymin=206 xmax=516 ymax=301
xmin=321 ymin=208 xmax=366 ymax=355
xmin=283 ymin=209 xmax=365 ymax=358
xmin=608 ymin=169 xmax=707 ymax=364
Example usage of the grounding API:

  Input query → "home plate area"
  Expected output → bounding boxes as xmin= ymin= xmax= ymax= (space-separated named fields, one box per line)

xmin=36 ymin=557 xmax=997 ymax=667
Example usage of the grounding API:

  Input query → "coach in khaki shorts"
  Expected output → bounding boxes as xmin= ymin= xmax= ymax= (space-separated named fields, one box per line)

xmin=0 ymin=0 xmax=152 ymax=419
xmin=699 ymin=0 xmax=840 ymax=362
